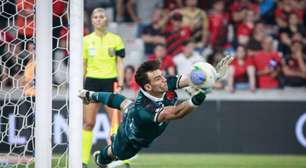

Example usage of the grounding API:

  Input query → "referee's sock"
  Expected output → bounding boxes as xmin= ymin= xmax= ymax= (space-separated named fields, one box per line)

xmin=82 ymin=129 xmax=93 ymax=165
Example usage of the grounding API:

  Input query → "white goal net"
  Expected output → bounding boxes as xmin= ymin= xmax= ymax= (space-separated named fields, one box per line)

xmin=0 ymin=0 xmax=82 ymax=167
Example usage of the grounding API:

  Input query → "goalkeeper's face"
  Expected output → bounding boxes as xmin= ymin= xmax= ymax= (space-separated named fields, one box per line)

xmin=146 ymin=70 xmax=168 ymax=94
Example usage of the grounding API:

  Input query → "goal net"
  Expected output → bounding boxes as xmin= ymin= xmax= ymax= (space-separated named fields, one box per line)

xmin=0 ymin=0 xmax=82 ymax=167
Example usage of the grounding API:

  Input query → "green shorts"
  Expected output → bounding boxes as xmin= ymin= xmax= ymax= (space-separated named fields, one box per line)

xmin=111 ymin=122 xmax=141 ymax=160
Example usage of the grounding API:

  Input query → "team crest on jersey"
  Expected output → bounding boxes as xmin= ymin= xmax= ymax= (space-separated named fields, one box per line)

xmin=165 ymin=91 xmax=174 ymax=100
xmin=164 ymin=91 xmax=177 ymax=105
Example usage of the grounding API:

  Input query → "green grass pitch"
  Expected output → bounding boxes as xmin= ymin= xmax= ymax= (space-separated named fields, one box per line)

xmin=88 ymin=153 xmax=306 ymax=168
xmin=16 ymin=153 xmax=306 ymax=168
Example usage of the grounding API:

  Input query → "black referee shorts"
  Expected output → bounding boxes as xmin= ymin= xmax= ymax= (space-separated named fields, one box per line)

xmin=84 ymin=77 xmax=117 ymax=92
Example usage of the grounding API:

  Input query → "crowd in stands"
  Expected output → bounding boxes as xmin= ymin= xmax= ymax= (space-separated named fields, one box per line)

xmin=0 ymin=0 xmax=69 ymax=89
xmin=1 ymin=0 xmax=306 ymax=95
xmin=124 ymin=0 xmax=306 ymax=93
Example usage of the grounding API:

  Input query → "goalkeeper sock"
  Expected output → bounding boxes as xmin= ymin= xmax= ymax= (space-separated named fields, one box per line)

xmin=91 ymin=92 xmax=126 ymax=110
xmin=82 ymin=129 xmax=93 ymax=164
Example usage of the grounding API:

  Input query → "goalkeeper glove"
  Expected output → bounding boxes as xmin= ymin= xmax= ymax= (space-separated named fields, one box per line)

xmin=215 ymin=53 xmax=234 ymax=81
xmin=187 ymin=87 xmax=211 ymax=106
xmin=78 ymin=89 xmax=94 ymax=104
xmin=184 ymin=86 xmax=212 ymax=96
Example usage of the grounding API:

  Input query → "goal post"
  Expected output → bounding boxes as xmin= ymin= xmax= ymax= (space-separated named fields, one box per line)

xmin=0 ymin=0 xmax=84 ymax=167
xmin=69 ymin=0 xmax=84 ymax=168
xmin=36 ymin=0 xmax=84 ymax=167
xmin=35 ymin=0 xmax=53 ymax=168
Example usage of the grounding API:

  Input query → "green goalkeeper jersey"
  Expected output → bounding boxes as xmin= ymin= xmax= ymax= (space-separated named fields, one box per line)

xmin=122 ymin=76 xmax=180 ymax=147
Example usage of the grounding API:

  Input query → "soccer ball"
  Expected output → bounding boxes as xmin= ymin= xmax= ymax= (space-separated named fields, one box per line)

xmin=190 ymin=62 xmax=217 ymax=89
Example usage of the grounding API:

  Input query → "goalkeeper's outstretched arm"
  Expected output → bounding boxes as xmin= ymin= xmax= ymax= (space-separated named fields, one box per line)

xmin=78 ymin=90 xmax=132 ymax=111
xmin=177 ymin=74 xmax=191 ymax=88
xmin=156 ymin=91 xmax=206 ymax=122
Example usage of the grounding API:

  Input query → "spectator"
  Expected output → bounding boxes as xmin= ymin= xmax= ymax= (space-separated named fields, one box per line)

xmin=125 ymin=0 xmax=141 ymax=23
xmin=247 ymin=21 xmax=265 ymax=55
xmin=288 ymin=13 xmax=306 ymax=38
xmin=117 ymin=0 xmax=135 ymax=22
xmin=230 ymin=0 xmax=259 ymax=24
xmin=124 ymin=65 xmax=139 ymax=92
xmin=179 ymin=0 xmax=209 ymax=49
xmin=53 ymin=0 xmax=68 ymax=48
xmin=173 ymin=41 xmax=203 ymax=75
xmin=274 ymin=0 xmax=304 ymax=29
xmin=259 ymin=0 xmax=276 ymax=24
xmin=83 ymin=11 xmax=91 ymax=35
xmin=163 ymin=12 xmax=192 ymax=57
xmin=53 ymin=28 xmax=69 ymax=85
xmin=125 ymin=0 xmax=162 ymax=26
xmin=163 ymin=0 xmax=183 ymax=12
xmin=141 ymin=8 xmax=165 ymax=56
xmin=1 ymin=41 xmax=22 ymax=87
xmin=281 ymin=41 xmax=306 ymax=87
xmin=18 ymin=41 xmax=35 ymax=72
xmin=253 ymin=36 xmax=282 ymax=89
xmin=277 ymin=12 xmax=305 ymax=38
xmin=277 ymin=31 xmax=291 ymax=57
xmin=208 ymin=0 xmax=229 ymax=49
xmin=22 ymin=42 xmax=35 ymax=98
xmin=236 ymin=9 xmax=257 ymax=45
xmin=277 ymin=12 xmax=306 ymax=57
xmin=148 ymin=44 xmax=176 ymax=76
xmin=227 ymin=45 xmax=256 ymax=93
xmin=16 ymin=0 xmax=35 ymax=41
xmin=115 ymin=0 xmax=125 ymax=22
xmin=0 ymin=27 xmax=15 ymax=85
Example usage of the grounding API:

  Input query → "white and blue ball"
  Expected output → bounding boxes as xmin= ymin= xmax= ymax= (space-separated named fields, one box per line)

xmin=190 ymin=62 xmax=217 ymax=88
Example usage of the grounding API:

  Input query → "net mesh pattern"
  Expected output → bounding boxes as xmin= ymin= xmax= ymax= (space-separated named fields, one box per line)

xmin=0 ymin=0 xmax=70 ymax=167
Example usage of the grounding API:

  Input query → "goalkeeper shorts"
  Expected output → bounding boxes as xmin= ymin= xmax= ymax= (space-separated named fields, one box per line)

xmin=111 ymin=124 xmax=141 ymax=160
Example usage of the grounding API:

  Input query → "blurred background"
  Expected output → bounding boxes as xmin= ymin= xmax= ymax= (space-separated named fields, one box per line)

xmin=1 ymin=0 xmax=306 ymax=94
xmin=0 ymin=0 xmax=306 ymax=167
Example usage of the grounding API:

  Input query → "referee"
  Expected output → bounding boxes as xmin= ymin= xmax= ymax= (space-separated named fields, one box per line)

xmin=82 ymin=8 xmax=125 ymax=168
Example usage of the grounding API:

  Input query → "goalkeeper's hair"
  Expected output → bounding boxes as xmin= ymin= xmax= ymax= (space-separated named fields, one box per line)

xmin=135 ymin=60 xmax=160 ymax=90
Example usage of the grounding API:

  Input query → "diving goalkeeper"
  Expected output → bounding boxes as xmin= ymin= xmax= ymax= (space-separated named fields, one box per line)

xmin=78 ymin=56 xmax=232 ymax=168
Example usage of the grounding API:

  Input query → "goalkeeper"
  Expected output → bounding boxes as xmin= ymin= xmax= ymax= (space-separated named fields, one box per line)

xmin=79 ymin=57 xmax=232 ymax=168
